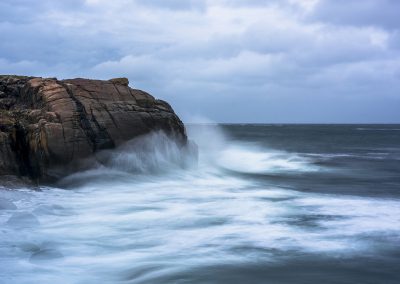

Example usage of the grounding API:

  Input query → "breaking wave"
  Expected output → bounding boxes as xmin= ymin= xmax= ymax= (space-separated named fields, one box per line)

xmin=1 ymin=124 xmax=399 ymax=283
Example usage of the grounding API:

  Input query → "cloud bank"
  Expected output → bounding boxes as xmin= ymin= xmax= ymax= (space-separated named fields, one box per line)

xmin=1 ymin=0 xmax=399 ymax=122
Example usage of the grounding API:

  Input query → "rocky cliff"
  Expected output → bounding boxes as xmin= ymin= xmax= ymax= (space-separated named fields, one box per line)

xmin=0 ymin=75 xmax=188 ymax=183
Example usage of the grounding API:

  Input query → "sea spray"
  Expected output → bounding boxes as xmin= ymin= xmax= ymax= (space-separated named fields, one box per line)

xmin=97 ymin=131 xmax=197 ymax=174
xmin=57 ymin=131 xmax=198 ymax=188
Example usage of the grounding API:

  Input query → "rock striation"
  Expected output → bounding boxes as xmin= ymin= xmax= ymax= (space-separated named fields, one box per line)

xmin=0 ymin=75 xmax=188 ymax=182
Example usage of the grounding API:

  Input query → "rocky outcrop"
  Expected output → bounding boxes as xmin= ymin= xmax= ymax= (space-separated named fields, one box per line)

xmin=0 ymin=75 xmax=188 ymax=183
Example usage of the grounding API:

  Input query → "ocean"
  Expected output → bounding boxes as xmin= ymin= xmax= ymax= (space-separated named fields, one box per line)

xmin=1 ymin=124 xmax=400 ymax=283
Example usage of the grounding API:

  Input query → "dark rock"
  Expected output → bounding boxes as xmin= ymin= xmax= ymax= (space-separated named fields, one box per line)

xmin=0 ymin=175 xmax=35 ymax=189
xmin=0 ymin=75 xmax=189 ymax=183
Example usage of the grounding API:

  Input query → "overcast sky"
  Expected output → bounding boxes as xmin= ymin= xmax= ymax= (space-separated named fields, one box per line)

xmin=1 ymin=0 xmax=399 ymax=123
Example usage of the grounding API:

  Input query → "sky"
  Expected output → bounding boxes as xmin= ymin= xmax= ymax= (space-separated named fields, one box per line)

xmin=1 ymin=0 xmax=399 ymax=123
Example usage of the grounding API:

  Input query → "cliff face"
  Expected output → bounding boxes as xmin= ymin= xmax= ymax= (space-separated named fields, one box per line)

xmin=0 ymin=75 xmax=187 ymax=182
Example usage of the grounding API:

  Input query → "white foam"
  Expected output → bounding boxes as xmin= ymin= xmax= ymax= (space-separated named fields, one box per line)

xmin=217 ymin=145 xmax=317 ymax=174
xmin=187 ymin=124 xmax=318 ymax=174
xmin=1 ymin=126 xmax=399 ymax=283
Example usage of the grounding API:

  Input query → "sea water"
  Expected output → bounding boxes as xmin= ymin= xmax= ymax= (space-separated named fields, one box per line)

xmin=1 ymin=124 xmax=399 ymax=283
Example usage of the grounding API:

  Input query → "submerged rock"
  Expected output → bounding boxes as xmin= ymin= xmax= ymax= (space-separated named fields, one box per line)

xmin=0 ymin=75 xmax=188 ymax=182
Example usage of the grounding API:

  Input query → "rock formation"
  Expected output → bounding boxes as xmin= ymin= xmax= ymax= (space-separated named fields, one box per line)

xmin=0 ymin=75 xmax=188 ymax=183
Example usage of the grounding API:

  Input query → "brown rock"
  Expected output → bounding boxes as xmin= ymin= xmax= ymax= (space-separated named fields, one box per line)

xmin=0 ymin=75 xmax=188 ymax=183
xmin=108 ymin=77 xmax=129 ymax=86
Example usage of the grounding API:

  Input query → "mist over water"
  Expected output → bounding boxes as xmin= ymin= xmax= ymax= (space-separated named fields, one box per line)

xmin=1 ymin=124 xmax=400 ymax=283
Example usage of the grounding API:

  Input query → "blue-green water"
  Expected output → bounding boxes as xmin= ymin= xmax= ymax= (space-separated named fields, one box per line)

xmin=1 ymin=124 xmax=399 ymax=283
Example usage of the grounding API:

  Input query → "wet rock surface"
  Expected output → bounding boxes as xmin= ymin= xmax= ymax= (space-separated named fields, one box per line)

xmin=0 ymin=75 xmax=187 ymax=182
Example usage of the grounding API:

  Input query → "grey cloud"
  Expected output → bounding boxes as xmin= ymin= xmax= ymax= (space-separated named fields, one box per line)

xmin=308 ymin=0 xmax=400 ymax=30
xmin=0 ymin=0 xmax=85 ymax=23
xmin=1 ymin=0 xmax=399 ymax=122
xmin=134 ymin=0 xmax=207 ymax=10
xmin=0 ymin=21 xmax=121 ymax=66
